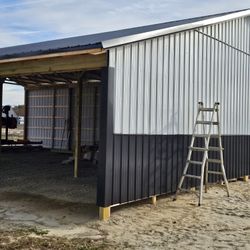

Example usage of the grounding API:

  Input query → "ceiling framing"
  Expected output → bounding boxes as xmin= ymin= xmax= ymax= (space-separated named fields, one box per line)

xmin=0 ymin=49 xmax=106 ymax=90
xmin=4 ymin=70 xmax=103 ymax=90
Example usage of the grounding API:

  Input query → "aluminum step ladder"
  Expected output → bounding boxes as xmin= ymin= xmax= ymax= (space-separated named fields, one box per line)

xmin=174 ymin=102 xmax=230 ymax=206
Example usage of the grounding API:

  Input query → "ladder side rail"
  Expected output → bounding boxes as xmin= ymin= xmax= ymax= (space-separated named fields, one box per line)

xmin=182 ymin=103 xmax=204 ymax=171
xmin=216 ymin=104 xmax=230 ymax=197
xmin=198 ymin=103 xmax=218 ymax=205
xmin=201 ymin=103 xmax=209 ymax=193
xmin=174 ymin=103 xmax=203 ymax=200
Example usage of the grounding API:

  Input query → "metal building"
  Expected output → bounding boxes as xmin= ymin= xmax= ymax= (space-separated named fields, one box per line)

xmin=0 ymin=9 xmax=250 ymax=219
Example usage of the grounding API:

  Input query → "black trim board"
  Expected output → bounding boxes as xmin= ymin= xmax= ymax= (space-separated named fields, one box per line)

xmin=96 ymin=58 xmax=115 ymax=206
xmin=98 ymin=134 xmax=250 ymax=207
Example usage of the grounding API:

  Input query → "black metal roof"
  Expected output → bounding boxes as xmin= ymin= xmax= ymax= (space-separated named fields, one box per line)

xmin=0 ymin=9 xmax=248 ymax=60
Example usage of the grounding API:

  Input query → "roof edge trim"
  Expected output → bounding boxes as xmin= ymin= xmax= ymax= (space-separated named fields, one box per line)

xmin=102 ymin=9 xmax=250 ymax=48
xmin=0 ymin=48 xmax=106 ymax=63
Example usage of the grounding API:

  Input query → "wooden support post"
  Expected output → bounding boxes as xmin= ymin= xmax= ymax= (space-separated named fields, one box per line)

xmin=67 ymin=88 xmax=73 ymax=151
xmin=151 ymin=196 xmax=157 ymax=206
xmin=51 ymin=88 xmax=56 ymax=149
xmin=0 ymin=80 xmax=3 ymax=152
xmin=23 ymin=89 xmax=28 ymax=141
xmin=243 ymin=175 xmax=249 ymax=182
xmin=99 ymin=207 xmax=111 ymax=220
xmin=74 ymin=74 xmax=83 ymax=178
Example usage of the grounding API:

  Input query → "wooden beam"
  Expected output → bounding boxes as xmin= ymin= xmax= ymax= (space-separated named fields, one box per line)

xmin=0 ymin=48 xmax=105 ymax=64
xmin=26 ymin=83 xmax=75 ymax=90
xmin=74 ymin=73 xmax=83 ymax=178
xmin=51 ymin=89 xmax=56 ymax=149
xmin=0 ymin=53 xmax=107 ymax=77
xmin=0 ymin=80 xmax=4 ymax=152
xmin=23 ymin=89 xmax=29 ymax=141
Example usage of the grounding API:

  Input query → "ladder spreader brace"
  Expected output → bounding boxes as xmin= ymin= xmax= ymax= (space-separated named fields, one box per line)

xmin=174 ymin=102 xmax=230 ymax=206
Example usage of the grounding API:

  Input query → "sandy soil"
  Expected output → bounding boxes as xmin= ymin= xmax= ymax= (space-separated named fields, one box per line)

xmin=0 ymin=180 xmax=249 ymax=249
xmin=0 ymin=150 xmax=97 ymax=204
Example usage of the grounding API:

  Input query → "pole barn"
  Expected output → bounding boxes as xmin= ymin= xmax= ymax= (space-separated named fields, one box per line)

xmin=0 ymin=9 xmax=249 ymax=219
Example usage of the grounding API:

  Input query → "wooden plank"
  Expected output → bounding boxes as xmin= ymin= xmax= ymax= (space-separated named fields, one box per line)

xmin=74 ymin=74 xmax=83 ymax=178
xmin=23 ymin=89 xmax=29 ymax=141
xmin=51 ymin=89 xmax=56 ymax=149
xmin=0 ymin=53 xmax=107 ymax=77
xmin=68 ymin=88 xmax=73 ymax=151
xmin=0 ymin=48 xmax=105 ymax=64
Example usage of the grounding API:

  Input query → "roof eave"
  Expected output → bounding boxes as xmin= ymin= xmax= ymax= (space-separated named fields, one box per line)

xmin=0 ymin=47 xmax=106 ymax=64
xmin=102 ymin=9 xmax=250 ymax=48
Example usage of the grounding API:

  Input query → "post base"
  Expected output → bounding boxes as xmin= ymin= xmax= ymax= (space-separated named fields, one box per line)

xmin=151 ymin=196 xmax=157 ymax=206
xmin=243 ymin=175 xmax=249 ymax=182
xmin=99 ymin=207 xmax=111 ymax=220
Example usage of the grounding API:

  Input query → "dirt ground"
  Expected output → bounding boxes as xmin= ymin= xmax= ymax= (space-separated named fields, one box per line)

xmin=0 ymin=150 xmax=249 ymax=249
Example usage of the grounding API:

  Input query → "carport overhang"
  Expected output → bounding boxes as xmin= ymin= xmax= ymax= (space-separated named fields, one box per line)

xmin=0 ymin=48 xmax=107 ymax=78
xmin=0 ymin=47 xmax=108 ymax=181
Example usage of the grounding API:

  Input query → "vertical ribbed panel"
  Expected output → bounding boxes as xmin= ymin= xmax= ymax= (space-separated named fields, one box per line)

xmin=104 ymin=134 xmax=250 ymax=206
xmin=27 ymin=86 xmax=100 ymax=149
xmin=53 ymin=88 xmax=69 ymax=149
xmin=27 ymin=88 xmax=69 ymax=149
xmin=27 ymin=89 xmax=54 ymax=148
xmin=111 ymin=16 xmax=250 ymax=135
xmin=81 ymin=85 xmax=100 ymax=145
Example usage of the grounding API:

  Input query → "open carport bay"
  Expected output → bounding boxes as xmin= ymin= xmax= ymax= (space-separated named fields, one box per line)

xmin=0 ymin=148 xmax=98 ymax=229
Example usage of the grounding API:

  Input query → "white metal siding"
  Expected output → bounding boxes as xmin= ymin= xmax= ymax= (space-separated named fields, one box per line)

xmin=27 ymin=89 xmax=69 ymax=149
xmin=27 ymin=86 xmax=100 ymax=149
xmin=27 ymin=89 xmax=54 ymax=147
xmin=111 ymin=16 xmax=250 ymax=135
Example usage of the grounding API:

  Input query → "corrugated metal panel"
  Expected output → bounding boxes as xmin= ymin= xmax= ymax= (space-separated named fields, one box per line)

xmin=53 ymin=88 xmax=70 ymax=149
xmin=103 ymin=134 xmax=250 ymax=206
xmin=81 ymin=85 xmax=100 ymax=145
xmin=27 ymin=89 xmax=54 ymax=148
xmin=27 ymin=85 xmax=100 ymax=149
xmin=27 ymin=88 xmax=69 ymax=149
xmin=111 ymin=16 xmax=250 ymax=136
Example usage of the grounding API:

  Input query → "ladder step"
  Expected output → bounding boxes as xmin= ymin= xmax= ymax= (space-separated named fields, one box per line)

xmin=193 ymin=134 xmax=219 ymax=138
xmin=209 ymin=147 xmax=224 ymax=151
xmin=184 ymin=174 xmax=201 ymax=179
xmin=189 ymin=146 xmax=224 ymax=151
xmin=187 ymin=160 xmax=203 ymax=165
xmin=208 ymin=170 xmax=223 ymax=175
xmin=199 ymin=108 xmax=215 ymax=112
xmin=196 ymin=121 xmax=219 ymax=125
xmin=188 ymin=147 xmax=224 ymax=152
xmin=207 ymin=159 xmax=222 ymax=164
xmin=189 ymin=146 xmax=206 ymax=151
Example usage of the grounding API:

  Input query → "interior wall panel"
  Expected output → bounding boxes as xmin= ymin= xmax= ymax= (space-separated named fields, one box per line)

xmin=27 ymin=85 xmax=100 ymax=149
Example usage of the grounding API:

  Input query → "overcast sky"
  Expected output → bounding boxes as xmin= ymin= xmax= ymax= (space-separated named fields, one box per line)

xmin=1 ymin=0 xmax=250 ymax=106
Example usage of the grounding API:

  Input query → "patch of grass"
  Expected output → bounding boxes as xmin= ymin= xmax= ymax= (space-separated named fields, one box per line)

xmin=0 ymin=229 xmax=112 ymax=250
xmin=27 ymin=227 xmax=49 ymax=236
